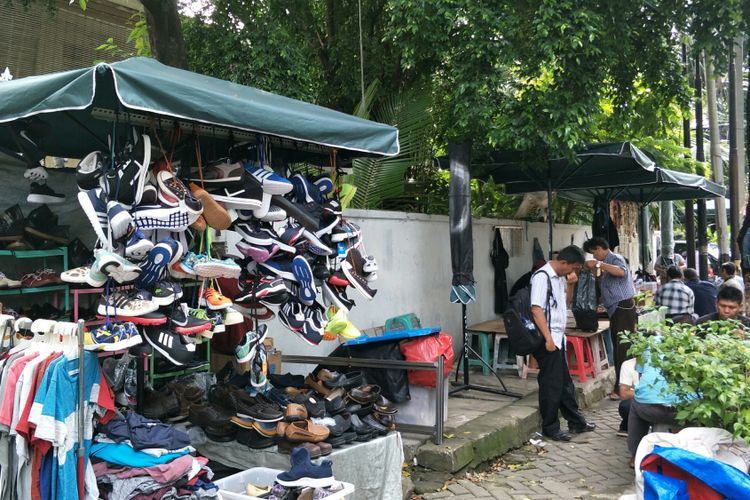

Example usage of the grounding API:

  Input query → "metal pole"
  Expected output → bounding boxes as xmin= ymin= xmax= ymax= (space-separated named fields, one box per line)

xmin=435 ymin=354 xmax=444 ymax=445
xmin=547 ymin=182 xmax=554 ymax=259
xmin=461 ymin=303 xmax=469 ymax=387
xmin=77 ymin=319 xmax=85 ymax=500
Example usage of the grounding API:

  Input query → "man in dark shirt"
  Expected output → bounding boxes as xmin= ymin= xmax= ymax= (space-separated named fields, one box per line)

xmin=695 ymin=286 xmax=750 ymax=327
xmin=683 ymin=268 xmax=717 ymax=317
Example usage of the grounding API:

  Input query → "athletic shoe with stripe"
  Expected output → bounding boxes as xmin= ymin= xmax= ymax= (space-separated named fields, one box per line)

xmin=95 ymin=249 xmax=142 ymax=284
xmin=134 ymin=239 xmax=176 ymax=289
xmin=193 ymin=255 xmax=241 ymax=279
xmin=258 ymin=259 xmax=295 ymax=281
xmin=143 ymin=327 xmax=196 ymax=366
xmin=104 ymin=133 xmax=151 ymax=207
xmin=207 ymin=182 xmax=263 ymax=210
xmin=278 ymin=299 xmax=306 ymax=332
xmin=77 ymin=188 xmax=109 ymax=244
xmin=186 ymin=160 xmax=244 ymax=187
xmin=151 ymin=280 xmax=183 ymax=306
xmin=132 ymin=204 xmax=190 ymax=232
xmin=243 ymin=163 xmax=293 ymax=195
xmin=107 ymin=201 xmax=134 ymax=241
xmin=235 ymin=274 xmax=287 ymax=303
xmin=76 ymin=151 xmax=105 ymax=191
xmin=235 ymin=324 xmax=267 ymax=364
xmin=84 ymin=321 xmax=142 ymax=351
xmin=169 ymin=303 xmax=212 ymax=334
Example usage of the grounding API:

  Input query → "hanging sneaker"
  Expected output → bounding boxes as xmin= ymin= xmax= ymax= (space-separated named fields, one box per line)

xmin=132 ymin=204 xmax=190 ymax=232
xmin=107 ymin=201 xmax=134 ymax=241
xmin=169 ymin=303 xmax=212 ymax=335
xmin=95 ymin=249 xmax=142 ymax=284
xmin=97 ymin=290 xmax=159 ymax=317
xmin=143 ymin=327 xmax=196 ymax=366
xmin=244 ymin=163 xmax=293 ymax=195
xmin=77 ymin=188 xmax=109 ymax=244
xmin=235 ymin=275 xmax=287 ymax=303
xmin=27 ymin=182 xmax=65 ymax=204
xmin=188 ymin=308 xmax=219 ymax=338
xmin=134 ymin=239 xmax=176 ymax=289
xmin=235 ymin=324 xmax=268 ymax=363
xmin=151 ymin=280 xmax=183 ymax=306
xmin=188 ymin=183 xmax=232 ymax=230
xmin=76 ymin=151 xmax=105 ymax=191
xmin=202 ymin=287 xmax=232 ymax=310
xmin=292 ymin=255 xmax=316 ymax=305
xmin=104 ymin=133 xmax=151 ymax=206
xmin=193 ymin=255 xmax=241 ymax=279
xmin=236 ymin=241 xmax=280 ymax=263
xmin=179 ymin=251 xmax=201 ymax=275
xmin=125 ymin=229 xmax=154 ymax=261
xmin=223 ymin=307 xmax=244 ymax=327
xmin=342 ymin=249 xmax=376 ymax=300
xmin=279 ymin=299 xmax=306 ymax=332
xmin=250 ymin=345 xmax=268 ymax=388
xmin=24 ymin=165 xmax=49 ymax=184
xmin=156 ymin=170 xmax=203 ymax=215
xmin=186 ymin=160 xmax=244 ymax=187
xmin=258 ymin=259 xmax=296 ymax=281
xmin=84 ymin=321 xmax=142 ymax=351
xmin=321 ymin=282 xmax=355 ymax=313
xmin=207 ymin=183 xmax=263 ymax=210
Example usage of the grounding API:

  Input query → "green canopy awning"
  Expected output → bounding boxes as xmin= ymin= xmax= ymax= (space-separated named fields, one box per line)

xmin=473 ymin=142 xmax=657 ymax=193
xmin=559 ymin=168 xmax=726 ymax=204
xmin=0 ymin=57 xmax=399 ymax=160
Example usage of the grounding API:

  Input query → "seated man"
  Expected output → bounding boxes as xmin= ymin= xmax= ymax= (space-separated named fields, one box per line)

xmin=655 ymin=266 xmax=695 ymax=323
xmin=683 ymin=268 xmax=717 ymax=317
xmin=654 ymin=251 xmax=686 ymax=277
xmin=617 ymin=357 xmax=639 ymax=437
xmin=695 ymin=286 xmax=750 ymax=327
xmin=714 ymin=262 xmax=744 ymax=293
xmin=628 ymin=353 xmax=680 ymax=468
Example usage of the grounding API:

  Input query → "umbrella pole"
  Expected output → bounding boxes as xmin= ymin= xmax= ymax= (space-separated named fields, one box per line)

xmin=450 ymin=303 xmax=522 ymax=398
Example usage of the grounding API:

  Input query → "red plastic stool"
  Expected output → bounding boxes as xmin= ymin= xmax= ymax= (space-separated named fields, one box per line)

xmin=566 ymin=336 xmax=596 ymax=383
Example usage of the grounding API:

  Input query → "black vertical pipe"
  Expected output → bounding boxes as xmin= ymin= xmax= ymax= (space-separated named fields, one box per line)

xmin=695 ymin=52 xmax=709 ymax=280
xmin=729 ymin=44 xmax=740 ymax=259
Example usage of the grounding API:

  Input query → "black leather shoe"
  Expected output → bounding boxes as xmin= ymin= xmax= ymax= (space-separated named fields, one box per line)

xmin=569 ymin=422 xmax=597 ymax=434
xmin=544 ymin=431 xmax=572 ymax=441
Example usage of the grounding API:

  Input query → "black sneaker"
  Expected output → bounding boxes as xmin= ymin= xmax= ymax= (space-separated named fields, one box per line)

xmin=143 ymin=327 xmax=196 ymax=366
xmin=206 ymin=181 xmax=263 ymax=210
xmin=0 ymin=204 xmax=26 ymax=241
xmin=279 ymin=299 xmax=306 ymax=331
xmin=168 ymin=303 xmax=212 ymax=335
xmin=27 ymin=182 xmax=65 ymax=204
xmin=151 ymin=280 xmax=183 ymax=306
xmin=342 ymin=249 xmax=377 ymax=300
xmin=76 ymin=151 xmax=106 ymax=191
xmin=104 ymin=134 xmax=151 ymax=206
xmin=25 ymin=204 xmax=69 ymax=244
xmin=141 ymin=387 xmax=180 ymax=420
xmin=236 ymin=428 xmax=276 ymax=449
xmin=235 ymin=274 xmax=288 ymax=303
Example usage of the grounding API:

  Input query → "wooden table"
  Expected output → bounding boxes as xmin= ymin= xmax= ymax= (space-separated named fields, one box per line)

xmin=466 ymin=318 xmax=610 ymax=379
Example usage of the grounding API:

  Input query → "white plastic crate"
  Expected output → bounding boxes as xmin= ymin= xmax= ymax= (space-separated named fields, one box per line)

xmin=215 ymin=467 xmax=355 ymax=500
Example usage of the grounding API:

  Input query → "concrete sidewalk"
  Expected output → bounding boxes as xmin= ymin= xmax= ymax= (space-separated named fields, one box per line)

xmin=403 ymin=367 xmax=621 ymax=497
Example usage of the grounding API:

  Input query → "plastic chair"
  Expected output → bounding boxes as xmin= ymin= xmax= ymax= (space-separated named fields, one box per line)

xmin=566 ymin=336 xmax=596 ymax=383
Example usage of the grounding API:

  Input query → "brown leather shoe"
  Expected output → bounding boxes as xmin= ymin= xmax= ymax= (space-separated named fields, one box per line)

xmin=284 ymin=403 xmax=308 ymax=422
xmin=189 ymin=183 xmax=231 ymax=230
xmin=348 ymin=384 xmax=382 ymax=404
xmin=304 ymin=374 xmax=331 ymax=396
xmin=252 ymin=420 xmax=278 ymax=438
xmin=190 ymin=214 xmax=207 ymax=232
xmin=286 ymin=420 xmax=330 ymax=443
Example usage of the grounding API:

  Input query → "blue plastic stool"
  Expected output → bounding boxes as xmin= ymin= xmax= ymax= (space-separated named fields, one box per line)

xmin=384 ymin=313 xmax=421 ymax=332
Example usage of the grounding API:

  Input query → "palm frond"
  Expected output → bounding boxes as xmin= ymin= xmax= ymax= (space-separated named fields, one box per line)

xmin=348 ymin=87 xmax=433 ymax=209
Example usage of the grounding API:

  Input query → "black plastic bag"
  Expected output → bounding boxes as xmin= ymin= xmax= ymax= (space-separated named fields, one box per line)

xmin=322 ymin=342 xmax=411 ymax=403
xmin=572 ymin=270 xmax=599 ymax=331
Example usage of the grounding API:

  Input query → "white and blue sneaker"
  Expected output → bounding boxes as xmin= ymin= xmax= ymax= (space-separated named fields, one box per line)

xmin=77 ymin=188 xmax=108 ymax=244
xmin=125 ymin=229 xmax=154 ymax=261
xmin=107 ymin=201 xmax=134 ymax=241
xmin=292 ymin=255 xmax=316 ymax=305
xmin=94 ymin=249 xmax=142 ymax=284
xmin=134 ymin=240 xmax=175 ymax=288
xmin=259 ymin=259 xmax=296 ymax=281
xmin=243 ymin=162 xmax=293 ymax=195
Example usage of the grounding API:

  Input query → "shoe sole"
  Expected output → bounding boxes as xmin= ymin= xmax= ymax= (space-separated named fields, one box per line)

xmin=132 ymin=206 xmax=190 ymax=231
xmin=206 ymin=301 xmax=232 ymax=311
xmin=294 ymin=329 xmax=321 ymax=347
xmin=99 ymin=259 xmax=142 ymax=284
xmin=300 ymin=229 xmax=333 ymax=256
xmin=246 ymin=168 xmax=293 ymax=196
xmin=97 ymin=314 xmax=166 ymax=325
xmin=175 ymin=322 xmax=212 ymax=334
xmin=209 ymin=193 xmax=262 ymax=210
xmin=27 ymin=193 xmax=65 ymax=204
xmin=194 ymin=262 xmax=240 ymax=279
xmin=292 ymin=256 xmax=316 ymax=304
xmin=85 ymin=334 xmax=142 ymax=352
xmin=321 ymin=283 xmax=350 ymax=313
xmin=77 ymin=191 xmax=108 ymax=243
xmin=260 ymin=206 xmax=287 ymax=222
xmin=135 ymin=244 xmax=171 ymax=288
xmin=275 ymin=475 xmax=336 ymax=489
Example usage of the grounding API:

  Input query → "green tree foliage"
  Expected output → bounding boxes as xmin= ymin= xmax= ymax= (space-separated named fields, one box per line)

xmin=624 ymin=321 xmax=750 ymax=441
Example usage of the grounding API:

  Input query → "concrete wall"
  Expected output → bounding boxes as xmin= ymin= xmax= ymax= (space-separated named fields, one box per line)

xmin=269 ymin=209 xmax=602 ymax=372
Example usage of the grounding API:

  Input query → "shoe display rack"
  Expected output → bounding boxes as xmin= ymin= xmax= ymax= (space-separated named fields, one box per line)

xmin=0 ymin=246 xmax=70 ymax=311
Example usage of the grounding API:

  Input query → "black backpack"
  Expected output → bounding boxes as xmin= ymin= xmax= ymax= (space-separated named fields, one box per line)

xmin=502 ymin=270 xmax=554 ymax=356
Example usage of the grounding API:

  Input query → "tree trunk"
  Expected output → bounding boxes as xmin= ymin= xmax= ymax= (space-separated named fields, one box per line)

xmin=695 ymin=51 xmax=709 ymax=280
xmin=682 ymin=43 xmax=696 ymax=269
xmin=705 ymin=53 xmax=729 ymax=262
xmin=140 ymin=0 xmax=187 ymax=69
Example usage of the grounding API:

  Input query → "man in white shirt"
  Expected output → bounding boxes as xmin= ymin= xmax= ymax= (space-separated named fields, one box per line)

xmin=715 ymin=262 xmax=744 ymax=294
xmin=617 ymin=358 xmax=640 ymax=437
xmin=531 ymin=245 xmax=596 ymax=441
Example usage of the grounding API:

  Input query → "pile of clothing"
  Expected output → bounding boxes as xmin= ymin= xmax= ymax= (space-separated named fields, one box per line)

xmin=93 ymin=411 xmax=218 ymax=499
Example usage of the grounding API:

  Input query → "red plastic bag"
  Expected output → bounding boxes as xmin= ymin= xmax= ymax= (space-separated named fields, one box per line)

xmin=399 ymin=333 xmax=455 ymax=388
